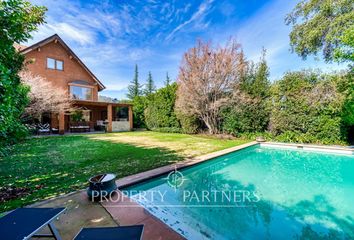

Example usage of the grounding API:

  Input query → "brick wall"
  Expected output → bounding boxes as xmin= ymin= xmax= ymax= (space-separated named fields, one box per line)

xmin=24 ymin=41 xmax=99 ymax=101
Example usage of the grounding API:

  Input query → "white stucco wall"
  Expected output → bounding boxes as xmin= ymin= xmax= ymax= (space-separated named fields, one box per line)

xmin=112 ymin=121 xmax=130 ymax=132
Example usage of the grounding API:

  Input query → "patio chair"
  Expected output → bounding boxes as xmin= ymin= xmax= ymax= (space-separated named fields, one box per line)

xmin=94 ymin=120 xmax=105 ymax=131
xmin=74 ymin=225 xmax=144 ymax=240
xmin=0 ymin=207 xmax=65 ymax=240
xmin=37 ymin=123 xmax=51 ymax=135
xmin=51 ymin=127 xmax=59 ymax=134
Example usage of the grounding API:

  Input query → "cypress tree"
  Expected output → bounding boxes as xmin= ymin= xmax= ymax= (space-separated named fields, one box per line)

xmin=127 ymin=64 xmax=142 ymax=99
xmin=144 ymin=71 xmax=156 ymax=95
xmin=165 ymin=72 xmax=171 ymax=86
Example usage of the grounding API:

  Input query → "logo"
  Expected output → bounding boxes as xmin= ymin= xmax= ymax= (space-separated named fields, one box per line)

xmin=164 ymin=166 xmax=186 ymax=190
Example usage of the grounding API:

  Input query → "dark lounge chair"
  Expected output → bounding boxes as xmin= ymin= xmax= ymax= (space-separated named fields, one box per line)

xmin=74 ymin=225 xmax=144 ymax=240
xmin=0 ymin=207 xmax=65 ymax=240
xmin=37 ymin=123 xmax=51 ymax=135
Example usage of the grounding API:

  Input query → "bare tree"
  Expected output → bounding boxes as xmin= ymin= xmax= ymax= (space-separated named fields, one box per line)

xmin=176 ymin=39 xmax=247 ymax=134
xmin=19 ymin=71 xmax=73 ymax=119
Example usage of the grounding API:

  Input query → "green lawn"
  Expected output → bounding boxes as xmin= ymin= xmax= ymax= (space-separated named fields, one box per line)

xmin=0 ymin=131 xmax=249 ymax=212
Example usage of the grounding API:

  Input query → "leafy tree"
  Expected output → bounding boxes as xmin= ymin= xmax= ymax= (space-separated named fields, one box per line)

xmin=144 ymin=71 xmax=156 ymax=95
xmin=144 ymin=83 xmax=180 ymax=130
xmin=0 ymin=0 xmax=46 ymax=154
xmin=164 ymin=72 xmax=171 ymax=86
xmin=222 ymin=50 xmax=271 ymax=135
xmin=285 ymin=0 xmax=354 ymax=63
xmin=334 ymin=28 xmax=354 ymax=63
xmin=270 ymin=70 xmax=346 ymax=144
xmin=127 ymin=64 xmax=142 ymax=99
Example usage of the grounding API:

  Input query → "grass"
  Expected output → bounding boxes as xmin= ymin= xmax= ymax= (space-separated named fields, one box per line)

xmin=0 ymin=131 xmax=249 ymax=212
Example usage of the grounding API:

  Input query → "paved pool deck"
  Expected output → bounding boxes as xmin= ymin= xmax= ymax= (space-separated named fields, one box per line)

xmin=31 ymin=190 xmax=183 ymax=240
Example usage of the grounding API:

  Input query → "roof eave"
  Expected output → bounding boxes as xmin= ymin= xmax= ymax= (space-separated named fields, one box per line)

xmin=20 ymin=34 xmax=106 ymax=90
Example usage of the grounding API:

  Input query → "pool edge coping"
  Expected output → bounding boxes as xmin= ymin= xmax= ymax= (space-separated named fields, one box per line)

xmin=261 ymin=141 xmax=354 ymax=154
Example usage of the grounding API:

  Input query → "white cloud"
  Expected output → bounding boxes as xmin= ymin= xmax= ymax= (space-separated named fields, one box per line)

xmin=166 ymin=0 xmax=214 ymax=41
xmin=46 ymin=23 xmax=95 ymax=45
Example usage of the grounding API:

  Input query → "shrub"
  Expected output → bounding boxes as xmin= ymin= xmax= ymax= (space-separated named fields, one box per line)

xmin=337 ymin=72 xmax=354 ymax=143
xmin=221 ymin=50 xmax=271 ymax=136
xmin=221 ymin=98 xmax=270 ymax=136
xmin=144 ymin=83 xmax=180 ymax=130
xmin=132 ymin=96 xmax=146 ymax=128
xmin=176 ymin=111 xmax=199 ymax=134
xmin=269 ymin=70 xmax=347 ymax=144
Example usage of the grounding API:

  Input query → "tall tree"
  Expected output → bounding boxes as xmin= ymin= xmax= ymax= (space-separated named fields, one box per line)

xmin=0 ymin=0 xmax=46 ymax=153
xmin=241 ymin=48 xmax=270 ymax=97
xmin=144 ymin=71 xmax=156 ymax=95
xmin=127 ymin=64 xmax=142 ymax=99
xmin=164 ymin=72 xmax=171 ymax=86
xmin=223 ymin=49 xmax=271 ymax=135
xmin=176 ymin=39 xmax=246 ymax=134
xmin=285 ymin=0 xmax=354 ymax=63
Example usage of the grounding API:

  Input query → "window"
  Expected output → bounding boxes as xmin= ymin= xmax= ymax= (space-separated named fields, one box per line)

xmin=116 ymin=107 xmax=128 ymax=121
xmin=56 ymin=60 xmax=63 ymax=70
xmin=47 ymin=58 xmax=63 ymax=70
xmin=47 ymin=58 xmax=55 ymax=69
xmin=70 ymin=85 xmax=92 ymax=100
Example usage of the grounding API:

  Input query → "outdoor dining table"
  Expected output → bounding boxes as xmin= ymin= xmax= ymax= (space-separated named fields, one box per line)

xmin=0 ymin=207 xmax=65 ymax=240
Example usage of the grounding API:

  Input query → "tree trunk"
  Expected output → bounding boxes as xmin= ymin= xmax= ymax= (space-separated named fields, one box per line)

xmin=203 ymin=115 xmax=219 ymax=134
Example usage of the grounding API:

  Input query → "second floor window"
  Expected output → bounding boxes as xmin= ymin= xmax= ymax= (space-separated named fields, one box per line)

xmin=70 ymin=85 xmax=93 ymax=101
xmin=47 ymin=57 xmax=63 ymax=70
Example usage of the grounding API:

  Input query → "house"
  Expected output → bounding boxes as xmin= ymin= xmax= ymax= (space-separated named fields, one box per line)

xmin=19 ymin=34 xmax=133 ymax=134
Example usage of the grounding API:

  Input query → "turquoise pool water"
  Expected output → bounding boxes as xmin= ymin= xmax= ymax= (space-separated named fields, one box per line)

xmin=125 ymin=145 xmax=354 ymax=239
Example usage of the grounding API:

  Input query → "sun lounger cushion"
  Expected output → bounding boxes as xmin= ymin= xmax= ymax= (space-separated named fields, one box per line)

xmin=74 ymin=225 xmax=144 ymax=240
xmin=0 ymin=208 xmax=65 ymax=240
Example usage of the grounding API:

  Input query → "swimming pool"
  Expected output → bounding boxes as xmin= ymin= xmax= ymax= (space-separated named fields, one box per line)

xmin=125 ymin=145 xmax=354 ymax=239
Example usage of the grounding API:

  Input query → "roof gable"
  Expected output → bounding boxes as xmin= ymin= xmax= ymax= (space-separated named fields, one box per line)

xmin=20 ymin=34 xmax=105 ymax=91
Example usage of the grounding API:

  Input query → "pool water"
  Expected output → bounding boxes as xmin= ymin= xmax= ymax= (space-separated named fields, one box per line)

xmin=125 ymin=145 xmax=354 ymax=239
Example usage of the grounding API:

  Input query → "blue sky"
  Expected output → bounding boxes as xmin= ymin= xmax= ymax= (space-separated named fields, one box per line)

xmin=27 ymin=0 xmax=346 ymax=100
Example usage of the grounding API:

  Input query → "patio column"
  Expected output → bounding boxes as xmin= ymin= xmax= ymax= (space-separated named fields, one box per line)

xmin=128 ymin=105 xmax=133 ymax=130
xmin=59 ymin=112 xmax=65 ymax=135
xmin=107 ymin=104 xmax=112 ymax=132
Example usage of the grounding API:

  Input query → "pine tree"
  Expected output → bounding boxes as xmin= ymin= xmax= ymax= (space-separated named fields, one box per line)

xmin=164 ymin=72 xmax=171 ymax=86
xmin=144 ymin=71 xmax=156 ymax=95
xmin=127 ymin=64 xmax=142 ymax=99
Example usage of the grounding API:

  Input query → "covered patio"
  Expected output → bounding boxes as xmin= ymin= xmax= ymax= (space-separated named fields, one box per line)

xmin=57 ymin=100 xmax=133 ymax=134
